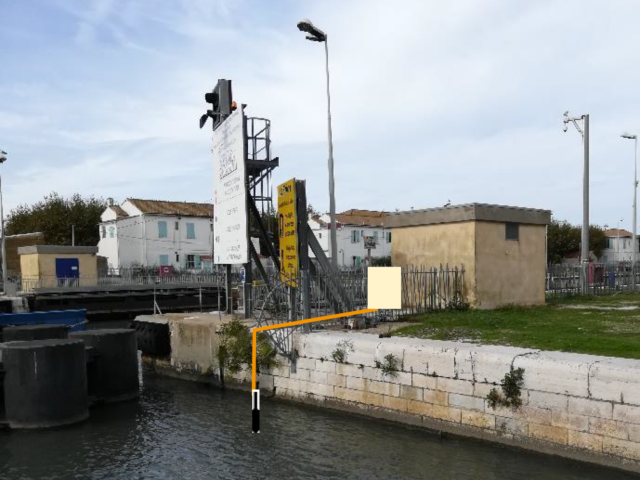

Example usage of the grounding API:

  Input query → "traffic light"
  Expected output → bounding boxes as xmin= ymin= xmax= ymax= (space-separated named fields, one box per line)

xmin=199 ymin=79 xmax=235 ymax=130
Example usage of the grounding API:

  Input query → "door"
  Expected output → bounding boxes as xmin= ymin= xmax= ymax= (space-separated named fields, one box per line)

xmin=56 ymin=258 xmax=80 ymax=287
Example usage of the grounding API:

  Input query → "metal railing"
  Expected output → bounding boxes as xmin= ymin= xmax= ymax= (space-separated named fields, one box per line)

xmin=18 ymin=271 xmax=230 ymax=293
xmin=253 ymin=265 xmax=466 ymax=356
xmin=546 ymin=262 xmax=639 ymax=298
xmin=255 ymin=265 xmax=466 ymax=324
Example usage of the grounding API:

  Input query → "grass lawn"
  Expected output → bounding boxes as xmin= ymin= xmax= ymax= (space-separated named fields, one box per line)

xmin=391 ymin=293 xmax=640 ymax=359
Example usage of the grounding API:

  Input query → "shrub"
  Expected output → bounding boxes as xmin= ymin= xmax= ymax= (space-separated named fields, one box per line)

xmin=486 ymin=367 xmax=525 ymax=410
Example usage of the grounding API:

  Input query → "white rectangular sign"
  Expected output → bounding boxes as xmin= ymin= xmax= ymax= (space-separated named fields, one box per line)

xmin=213 ymin=106 xmax=249 ymax=264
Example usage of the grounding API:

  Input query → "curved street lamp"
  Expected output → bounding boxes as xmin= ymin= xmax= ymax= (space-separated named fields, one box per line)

xmin=297 ymin=19 xmax=338 ymax=269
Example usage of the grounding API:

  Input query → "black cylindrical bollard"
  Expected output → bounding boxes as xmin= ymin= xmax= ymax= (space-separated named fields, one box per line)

xmin=70 ymin=329 xmax=139 ymax=403
xmin=1 ymin=339 xmax=88 ymax=428
xmin=2 ymin=324 xmax=68 ymax=343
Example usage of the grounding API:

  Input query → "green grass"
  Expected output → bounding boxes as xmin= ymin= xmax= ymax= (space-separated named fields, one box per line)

xmin=391 ymin=293 xmax=640 ymax=359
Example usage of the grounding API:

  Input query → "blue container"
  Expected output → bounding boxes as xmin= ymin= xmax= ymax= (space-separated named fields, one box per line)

xmin=0 ymin=310 xmax=87 ymax=332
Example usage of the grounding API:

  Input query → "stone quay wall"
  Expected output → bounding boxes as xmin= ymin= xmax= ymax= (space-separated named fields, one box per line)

xmin=257 ymin=331 xmax=640 ymax=473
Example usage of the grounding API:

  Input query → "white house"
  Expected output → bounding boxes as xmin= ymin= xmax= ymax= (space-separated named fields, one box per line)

xmin=309 ymin=209 xmax=392 ymax=267
xmin=98 ymin=198 xmax=214 ymax=271
xmin=600 ymin=228 xmax=639 ymax=263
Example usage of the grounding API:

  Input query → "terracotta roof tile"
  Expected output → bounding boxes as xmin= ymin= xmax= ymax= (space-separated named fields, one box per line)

xmin=127 ymin=198 xmax=213 ymax=218
xmin=335 ymin=209 xmax=387 ymax=227
xmin=603 ymin=228 xmax=633 ymax=238
xmin=109 ymin=205 xmax=129 ymax=218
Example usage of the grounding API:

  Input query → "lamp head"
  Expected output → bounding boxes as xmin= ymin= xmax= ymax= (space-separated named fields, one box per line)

xmin=297 ymin=18 xmax=326 ymax=41
xmin=0 ymin=150 xmax=7 ymax=163
xmin=621 ymin=132 xmax=637 ymax=140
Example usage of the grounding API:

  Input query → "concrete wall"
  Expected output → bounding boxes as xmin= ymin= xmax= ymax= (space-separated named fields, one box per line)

xmin=155 ymin=322 xmax=640 ymax=472
xmin=259 ymin=332 xmax=640 ymax=473
xmin=148 ymin=317 xmax=640 ymax=472
xmin=5 ymin=233 xmax=45 ymax=275
xmin=391 ymin=220 xmax=547 ymax=309
xmin=36 ymin=253 xmax=98 ymax=280
xmin=391 ymin=222 xmax=477 ymax=306
xmin=19 ymin=254 xmax=40 ymax=277
xmin=474 ymin=222 xmax=547 ymax=308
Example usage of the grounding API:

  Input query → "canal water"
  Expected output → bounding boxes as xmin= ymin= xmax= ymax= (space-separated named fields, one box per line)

xmin=0 ymin=373 xmax=637 ymax=480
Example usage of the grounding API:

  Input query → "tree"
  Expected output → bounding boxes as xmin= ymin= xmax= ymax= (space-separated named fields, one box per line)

xmin=307 ymin=204 xmax=322 ymax=217
xmin=547 ymin=218 xmax=607 ymax=264
xmin=6 ymin=193 xmax=107 ymax=246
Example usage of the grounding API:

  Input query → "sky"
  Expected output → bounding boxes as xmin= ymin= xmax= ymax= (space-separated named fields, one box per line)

xmin=2 ymin=0 xmax=640 ymax=229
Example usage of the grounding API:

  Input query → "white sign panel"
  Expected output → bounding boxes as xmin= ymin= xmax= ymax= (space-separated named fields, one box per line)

xmin=213 ymin=106 xmax=249 ymax=264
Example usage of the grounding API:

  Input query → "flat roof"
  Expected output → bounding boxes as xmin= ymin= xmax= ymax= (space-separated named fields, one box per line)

xmin=385 ymin=203 xmax=551 ymax=228
xmin=18 ymin=245 xmax=99 ymax=255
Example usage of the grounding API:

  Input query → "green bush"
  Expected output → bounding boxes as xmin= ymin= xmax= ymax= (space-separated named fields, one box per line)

xmin=217 ymin=317 xmax=278 ymax=374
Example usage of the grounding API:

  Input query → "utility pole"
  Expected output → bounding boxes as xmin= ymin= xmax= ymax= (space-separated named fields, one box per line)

xmin=563 ymin=112 xmax=590 ymax=293
xmin=622 ymin=132 xmax=638 ymax=289
xmin=71 ymin=225 xmax=75 ymax=247
xmin=0 ymin=150 xmax=8 ymax=294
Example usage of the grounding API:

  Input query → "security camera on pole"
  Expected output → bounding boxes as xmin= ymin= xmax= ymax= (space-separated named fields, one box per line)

xmin=563 ymin=111 xmax=590 ymax=294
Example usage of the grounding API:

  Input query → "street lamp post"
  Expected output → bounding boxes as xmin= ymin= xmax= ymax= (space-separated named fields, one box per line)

xmin=622 ymin=132 xmax=638 ymax=289
xmin=563 ymin=112 xmax=590 ymax=293
xmin=297 ymin=18 xmax=338 ymax=270
xmin=0 ymin=150 xmax=7 ymax=294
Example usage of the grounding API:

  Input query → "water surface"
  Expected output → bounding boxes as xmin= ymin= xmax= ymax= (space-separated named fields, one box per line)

xmin=0 ymin=374 xmax=637 ymax=480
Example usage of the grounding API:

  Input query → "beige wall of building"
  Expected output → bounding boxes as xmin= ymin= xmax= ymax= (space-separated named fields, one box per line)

xmin=474 ymin=221 xmax=547 ymax=309
xmin=387 ymin=204 xmax=551 ymax=309
xmin=19 ymin=253 xmax=40 ymax=278
xmin=391 ymin=222 xmax=477 ymax=306
xmin=18 ymin=246 xmax=99 ymax=290
xmin=34 ymin=253 xmax=98 ymax=280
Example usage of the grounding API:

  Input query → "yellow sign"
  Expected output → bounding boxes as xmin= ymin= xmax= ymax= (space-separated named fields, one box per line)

xmin=278 ymin=179 xmax=298 ymax=286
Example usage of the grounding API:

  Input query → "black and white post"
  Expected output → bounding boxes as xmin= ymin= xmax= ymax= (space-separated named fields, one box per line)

xmin=252 ymin=389 xmax=260 ymax=433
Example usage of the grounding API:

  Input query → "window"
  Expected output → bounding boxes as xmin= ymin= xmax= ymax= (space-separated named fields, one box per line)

xmin=175 ymin=221 xmax=179 ymax=231
xmin=176 ymin=253 xmax=179 ymax=262
xmin=386 ymin=232 xmax=392 ymax=243
xmin=159 ymin=254 xmax=169 ymax=266
xmin=186 ymin=222 xmax=196 ymax=239
xmin=319 ymin=233 xmax=322 ymax=239
xmin=351 ymin=230 xmax=360 ymax=243
xmin=108 ymin=226 xmax=115 ymax=238
xmin=158 ymin=221 xmax=168 ymax=238
xmin=101 ymin=226 xmax=106 ymax=238
xmin=506 ymin=222 xmax=519 ymax=241
xmin=186 ymin=254 xmax=196 ymax=269
xmin=373 ymin=231 xmax=379 ymax=244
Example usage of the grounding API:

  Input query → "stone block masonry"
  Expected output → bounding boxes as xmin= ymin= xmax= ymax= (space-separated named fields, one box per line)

xmin=261 ymin=331 xmax=640 ymax=473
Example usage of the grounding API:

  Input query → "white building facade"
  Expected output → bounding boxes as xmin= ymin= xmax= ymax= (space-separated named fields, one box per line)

xmin=308 ymin=210 xmax=392 ymax=268
xmin=600 ymin=228 xmax=639 ymax=263
xmin=98 ymin=198 xmax=214 ymax=271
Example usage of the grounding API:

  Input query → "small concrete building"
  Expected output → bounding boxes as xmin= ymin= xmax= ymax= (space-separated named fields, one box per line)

xmin=2 ymin=232 xmax=46 ymax=277
xmin=386 ymin=203 xmax=551 ymax=309
xmin=18 ymin=245 xmax=99 ymax=290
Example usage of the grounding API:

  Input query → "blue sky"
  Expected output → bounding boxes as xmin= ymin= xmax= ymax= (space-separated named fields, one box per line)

xmin=2 ymin=0 xmax=640 ymax=229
